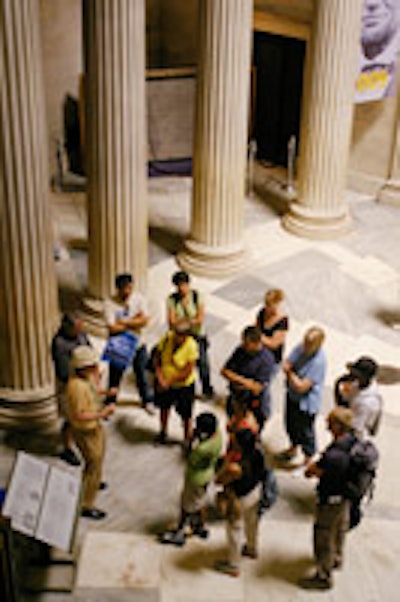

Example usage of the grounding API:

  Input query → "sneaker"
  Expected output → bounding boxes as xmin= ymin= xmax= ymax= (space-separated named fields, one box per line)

xmin=59 ymin=448 xmax=81 ymax=466
xmin=298 ymin=572 xmax=332 ymax=590
xmin=160 ymin=529 xmax=186 ymax=547
xmin=143 ymin=402 xmax=156 ymax=416
xmin=214 ymin=560 xmax=240 ymax=577
xmin=241 ymin=545 xmax=258 ymax=559
xmin=192 ymin=525 xmax=209 ymax=539
xmin=81 ymin=507 xmax=107 ymax=520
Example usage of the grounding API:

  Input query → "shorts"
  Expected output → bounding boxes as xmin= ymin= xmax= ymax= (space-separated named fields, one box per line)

xmin=156 ymin=383 xmax=195 ymax=420
xmin=182 ymin=480 xmax=209 ymax=513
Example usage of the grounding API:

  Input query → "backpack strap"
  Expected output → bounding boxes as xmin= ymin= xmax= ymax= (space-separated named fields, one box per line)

xmin=171 ymin=290 xmax=199 ymax=312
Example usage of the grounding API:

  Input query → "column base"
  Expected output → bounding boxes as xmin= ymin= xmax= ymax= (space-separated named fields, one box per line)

xmin=378 ymin=180 xmax=400 ymax=206
xmin=282 ymin=205 xmax=352 ymax=240
xmin=0 ymin=386 xmax=59 ymax=433
xmin=177 ymin=238 xmax=249 ymax=279
xmin=80 ymin=297 xmax=108 ymax=338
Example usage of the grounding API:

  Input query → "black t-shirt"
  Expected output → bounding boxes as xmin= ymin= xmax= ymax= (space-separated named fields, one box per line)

xmin=256 ymin=311 xmax=289 ymax=364
xmin=233 ymin=448 xmax=265 ymax=498
xmin=317 ymin=434 xmax=355 ymax=502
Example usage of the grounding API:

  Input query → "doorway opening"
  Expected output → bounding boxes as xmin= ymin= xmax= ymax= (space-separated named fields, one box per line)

xmin=252 ymin=31 xmax=306 ymax=167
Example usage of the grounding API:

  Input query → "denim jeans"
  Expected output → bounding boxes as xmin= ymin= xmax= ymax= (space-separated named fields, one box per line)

xmin=133 ymin=345 xmax=154 ymax=405
xmin=108 ymin=344 xmax=154 ymax=406
xmin=197 ymin=336 xmax=213 ymax=395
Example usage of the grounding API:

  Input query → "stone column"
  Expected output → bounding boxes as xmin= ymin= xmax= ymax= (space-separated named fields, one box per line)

xmin=379 ymin=92 xmax=400 ymax=205
xmin=0 ymin=0 xmax=59 ymax=430
xmin=283 ymin=0 xmax=363 ymax=239
xmin=83 ymin=0 xmax=148 ymax=298
xmin=178 ymin=0 xmax=253 ymax=277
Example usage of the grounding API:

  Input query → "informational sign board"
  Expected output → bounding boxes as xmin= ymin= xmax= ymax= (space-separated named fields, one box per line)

xmin=2 ymin=452 xmax=81 ymax=552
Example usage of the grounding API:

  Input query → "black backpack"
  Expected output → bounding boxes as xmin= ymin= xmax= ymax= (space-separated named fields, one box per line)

xmin=344 ymin=439 xmax=379 ymax=502
xmin=171 ymin=290 xmax=198 ymax=310
xmin=344 ymin=438 xmax=379 ymax=529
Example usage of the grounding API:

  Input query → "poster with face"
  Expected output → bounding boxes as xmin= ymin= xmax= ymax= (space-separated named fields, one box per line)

xmin=356 ymin=0 xmax=400 ymax=103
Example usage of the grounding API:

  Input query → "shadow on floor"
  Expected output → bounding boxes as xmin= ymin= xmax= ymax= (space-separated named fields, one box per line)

xmin=256 ymin=554 xmax=313 ymax=584
xmin=114 ymin=415 xmax=159 ymax=445
xmin=149 ymin=225 xmax=184 ymax=255
xmin=253 ymin=182 xmax=290 ymax=217
xmin=172 ymin=544 xmax=228 ymax=573
xmin=375 ymin=309 xmax=400 ymax=329
xmin=4 ymin=430 xmax=61 ymax=456
xmin=115 ymin=414 xmax=183 ymax=449
xmin=377 ymin=364 xmax=400 ymax=385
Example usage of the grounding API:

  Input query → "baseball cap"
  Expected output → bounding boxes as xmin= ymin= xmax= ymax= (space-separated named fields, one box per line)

xmin=347 ymin=356 xmax=378 ymax=380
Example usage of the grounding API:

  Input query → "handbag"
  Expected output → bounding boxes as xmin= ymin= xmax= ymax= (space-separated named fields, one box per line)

xmin=102 ymin=331 xmax=139 ymax=371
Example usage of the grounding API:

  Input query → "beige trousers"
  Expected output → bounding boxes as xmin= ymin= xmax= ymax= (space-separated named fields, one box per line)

xmin=227 ymin=485 xmax=261 ymax=567
xmin=314 ymin=499 xmax=350 ymax=578
xmin=73 ymin=424 xmax=105 ymax=508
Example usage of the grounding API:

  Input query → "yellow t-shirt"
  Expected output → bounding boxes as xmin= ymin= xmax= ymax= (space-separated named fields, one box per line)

xmin=66 ymin=376 xmax=100 ymax=431
xmin=158 ymin=332 xmax=198 ymax=388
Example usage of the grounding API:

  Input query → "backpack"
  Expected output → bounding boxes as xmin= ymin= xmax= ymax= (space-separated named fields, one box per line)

xmin=344 ymin=439 xmax=379 ymax=529
xmin=171 ymin=290 xmax=198 ymax=311
xmin=344 ymin=439 xmax=379 ymax=502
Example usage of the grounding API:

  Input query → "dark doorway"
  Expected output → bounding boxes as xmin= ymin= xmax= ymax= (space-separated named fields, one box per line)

xmin=253 ymin=31 xmax=306 ymax=166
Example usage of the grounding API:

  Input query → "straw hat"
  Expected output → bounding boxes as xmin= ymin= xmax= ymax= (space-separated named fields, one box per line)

xmin=70 ymin=346 xmax=99 ymax=370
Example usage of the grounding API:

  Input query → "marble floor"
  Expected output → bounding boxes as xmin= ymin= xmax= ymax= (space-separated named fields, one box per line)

xmin=2 ymin=173 xmax=400 ymax=601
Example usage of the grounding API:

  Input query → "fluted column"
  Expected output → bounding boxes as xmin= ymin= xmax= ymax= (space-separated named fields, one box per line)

xmin=178 ymin=0 xmax=253 ymax=277
xmin=0 ymin=0 xmax=59 ymax=430
xmin=379 ymin=92 xmax=400 ymax=205
xmin=283 ymin=0 xmax=363 ymax=239
xmin=83 ymin=0 xmax=147 ymax=298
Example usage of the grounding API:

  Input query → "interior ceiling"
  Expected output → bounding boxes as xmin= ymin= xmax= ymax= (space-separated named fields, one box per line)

xmin=254 ymin=0 xmax=314 ymax=23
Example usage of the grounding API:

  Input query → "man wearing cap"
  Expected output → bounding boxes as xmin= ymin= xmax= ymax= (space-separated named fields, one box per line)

xmin=342 ymin=357 xmax=382 ymax=440
xmin=300 ymin=407 xmax=355 ymax=590
xmin=104 ymin=273 xmax=154 ymax=412
xmin=66 ymin=346 xmax=115 ymax=520
xmin=152 ymin=321 xmax=199 ymax=446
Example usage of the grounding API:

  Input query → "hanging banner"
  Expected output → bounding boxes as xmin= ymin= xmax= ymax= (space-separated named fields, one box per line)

xmin=356 ymin=0 xmax=400 ymax=103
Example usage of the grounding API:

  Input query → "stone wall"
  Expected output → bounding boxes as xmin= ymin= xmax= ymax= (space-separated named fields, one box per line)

xmin=39 ymin=0 xmax=82 ymax=176
xmin=38 ymin=0 xmax=398 ymax=193
xmin=349 ymin=98 xmax=397 ymax=195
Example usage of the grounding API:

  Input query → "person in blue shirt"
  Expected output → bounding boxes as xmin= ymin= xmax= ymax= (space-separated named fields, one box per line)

xmin=277 ymin=326 xmax=326 ymax=466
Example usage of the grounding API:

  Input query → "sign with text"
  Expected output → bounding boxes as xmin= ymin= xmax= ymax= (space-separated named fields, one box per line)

xmin=2 ymin=452 xmax=81 ymax=551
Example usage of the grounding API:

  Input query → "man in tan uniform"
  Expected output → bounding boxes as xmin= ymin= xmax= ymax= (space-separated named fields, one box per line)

xmin=67 ymin=346 xmax=115 ymax=520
